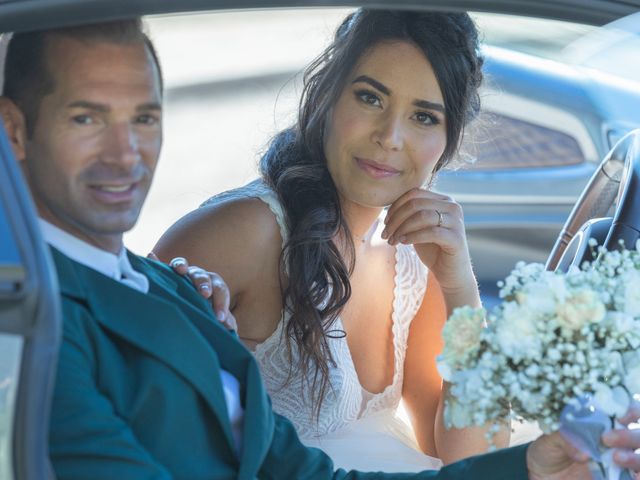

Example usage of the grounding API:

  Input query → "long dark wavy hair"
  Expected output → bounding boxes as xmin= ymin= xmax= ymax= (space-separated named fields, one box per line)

xmin=260 ymin=9 xmax=484 ymax=415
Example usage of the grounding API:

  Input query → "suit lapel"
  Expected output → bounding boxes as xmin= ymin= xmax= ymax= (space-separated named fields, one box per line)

xmin=52 ymin=248 xmax=237 ymax=453
xmin=180 ymin=298 xmax=275 ymax=477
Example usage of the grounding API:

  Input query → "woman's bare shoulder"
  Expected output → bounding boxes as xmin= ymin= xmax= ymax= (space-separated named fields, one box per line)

xmin=153 ymin=196 xmax=283 ymax=277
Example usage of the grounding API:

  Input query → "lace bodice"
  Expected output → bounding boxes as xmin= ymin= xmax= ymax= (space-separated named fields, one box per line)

xmin=202 ymin=179 xmax=429 ymax=440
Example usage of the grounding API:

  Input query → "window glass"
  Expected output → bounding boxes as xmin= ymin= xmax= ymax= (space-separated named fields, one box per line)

xmin=0 ymin=335 xmax=23 ymax=480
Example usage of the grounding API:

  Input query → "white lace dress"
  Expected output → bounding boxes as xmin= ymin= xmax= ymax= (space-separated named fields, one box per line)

xmin=203 ymin=180 xmax=442 ymax=472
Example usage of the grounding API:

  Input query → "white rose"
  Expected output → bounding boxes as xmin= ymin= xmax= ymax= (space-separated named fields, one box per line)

xmin=441 ymin=306 xmax=484 ymax=368
xmin=593 ymin=383 xmax=630 ymax=418
xmin=516 ymin=280 xmax=557 ymax=315
xmin=495 ymin=302 xmax=541 ymax=361
xmin=555 ymin=289 xmax=605 ymax=331
xmin=547 ymin=274 xmax=569 ymax=303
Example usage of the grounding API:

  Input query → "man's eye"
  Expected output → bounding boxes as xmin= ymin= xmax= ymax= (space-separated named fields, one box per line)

xmin=71 ymin=115 xmax=94 ymax=125
xmin=355 ymin=90 xmax=382 ymax=107
xmin=135 ymin=114 xmax=160 ymax=125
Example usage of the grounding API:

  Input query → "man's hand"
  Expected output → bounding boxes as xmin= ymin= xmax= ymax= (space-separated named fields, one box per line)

xmin=148 ymin=253 xmax=237 ymax=331
xmin=527 ymin=401 xmax=640 ymax=479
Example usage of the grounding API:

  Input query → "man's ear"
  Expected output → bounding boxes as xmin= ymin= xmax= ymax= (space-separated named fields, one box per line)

xmin=0 ymin=96 xmax=27 ymax=162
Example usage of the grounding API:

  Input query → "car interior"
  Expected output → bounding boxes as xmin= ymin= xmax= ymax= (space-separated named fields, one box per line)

xmin=0 ymin=1 xmax=639 ymax=479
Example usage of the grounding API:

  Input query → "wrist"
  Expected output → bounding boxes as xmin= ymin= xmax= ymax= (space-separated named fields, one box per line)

xmin=440 ymin=274 xmax=481 ymax=315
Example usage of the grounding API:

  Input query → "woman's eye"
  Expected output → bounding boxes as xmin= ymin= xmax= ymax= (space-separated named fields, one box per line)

xmin=71 ymin=114 xmax=94 ymax=125
xmin=414 ymin=111 xmax=439 ymax=126
xmin=355 ymin=90 xmax=382 ymax=107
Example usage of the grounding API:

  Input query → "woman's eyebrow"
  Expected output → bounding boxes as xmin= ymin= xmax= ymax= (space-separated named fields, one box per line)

xmin=352 ymin=75 xmax=390 ymax=95
xmin=414 ymin=99 xmax=445 ymax=113
xmin=352 ymin=75 xmax=445 ymax=113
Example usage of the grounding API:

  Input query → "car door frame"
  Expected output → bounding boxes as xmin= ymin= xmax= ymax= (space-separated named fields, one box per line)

xmin=0 ymin=118 xmax=60 ymax=479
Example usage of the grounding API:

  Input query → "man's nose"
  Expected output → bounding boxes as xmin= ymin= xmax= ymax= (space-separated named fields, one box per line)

xmin=372 ymin=112 xmax=404 ymax=151
xmin=103 ymin=123 xmax=141 ymax=166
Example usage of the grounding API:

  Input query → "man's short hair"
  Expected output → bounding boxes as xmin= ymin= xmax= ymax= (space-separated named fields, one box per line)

xmin=2 ymin=19 xmax=163 ymax=137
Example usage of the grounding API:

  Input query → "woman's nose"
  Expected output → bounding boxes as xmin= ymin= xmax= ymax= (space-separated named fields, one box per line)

xmin=372 ymin=113 xmax=404 ymax=151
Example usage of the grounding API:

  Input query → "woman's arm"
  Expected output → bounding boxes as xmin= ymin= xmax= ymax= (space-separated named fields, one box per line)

xmin=403 ymin=273 xmax=510 ymax=465
xmin=402 ymin=272 xmax=447 ymax=458
xmin=153 ymin=198 xmax=284 ymax=347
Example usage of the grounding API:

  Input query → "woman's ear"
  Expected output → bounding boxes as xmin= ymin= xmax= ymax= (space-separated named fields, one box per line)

xmin=0 ymin=97 xmax=27 ymax=162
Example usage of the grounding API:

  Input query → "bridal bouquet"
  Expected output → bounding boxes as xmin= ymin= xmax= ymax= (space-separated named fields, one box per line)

xmin=437 ymin=242 xmax=640 ymax=476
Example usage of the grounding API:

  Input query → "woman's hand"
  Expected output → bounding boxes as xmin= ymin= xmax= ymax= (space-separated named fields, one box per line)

xmin=148 ymin=253 xmax=237 ymax=331
xmin=382 ymin=188 xmax=477 ymax=306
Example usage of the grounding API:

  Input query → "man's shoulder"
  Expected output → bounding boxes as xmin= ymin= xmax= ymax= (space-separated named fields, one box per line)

xmin=128 ymin=252 xmax=212 ymax=313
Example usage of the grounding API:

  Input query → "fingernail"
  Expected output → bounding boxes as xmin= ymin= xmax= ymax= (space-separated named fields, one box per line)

xmin=615 ymin=451 xmax=632 ymax=463
xmin=199 ymin=284 xmax=211 ymax=293
xmin=217 ymin=311 xmax=226 ymax=322
xmin=602 ymin=431 xmax=616 ymax=444
xmin=381 ymin=229 xmax=388 ymax=239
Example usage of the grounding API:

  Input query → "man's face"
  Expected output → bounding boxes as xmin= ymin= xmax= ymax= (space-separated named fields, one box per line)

xmin=22 ymin=36 xmax=163 ymax=252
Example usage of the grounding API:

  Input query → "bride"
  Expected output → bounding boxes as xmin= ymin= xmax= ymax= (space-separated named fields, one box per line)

xmin=154 ymin=9 xmax=509 ymax=471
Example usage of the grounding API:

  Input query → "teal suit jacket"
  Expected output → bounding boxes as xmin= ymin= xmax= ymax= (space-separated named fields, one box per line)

xmin=48 ymin=247 xmax=530 ymax=479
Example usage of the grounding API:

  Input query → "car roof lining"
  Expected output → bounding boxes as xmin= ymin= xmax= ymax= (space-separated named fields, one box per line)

xmin=0 ymin=0 xmax=639 ymax=33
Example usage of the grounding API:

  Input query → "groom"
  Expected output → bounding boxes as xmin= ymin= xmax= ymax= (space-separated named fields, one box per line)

xmin=1 ymin=19 xmax=638 ymax=480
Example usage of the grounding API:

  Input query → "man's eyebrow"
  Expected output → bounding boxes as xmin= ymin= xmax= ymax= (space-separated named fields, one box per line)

xmin=66 ymin=100 xmax=109 ymax=112
xmin=137 ymin=103 xmax=162 ymax=112
xmin=352 ymin=74 xmax=445 ymax=114
xmin=66 ymin=101 xmax=162 ymax=112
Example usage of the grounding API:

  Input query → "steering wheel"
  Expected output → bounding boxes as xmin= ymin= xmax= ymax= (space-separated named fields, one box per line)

xmin=546 ymin=129 xmax=640 ymax=273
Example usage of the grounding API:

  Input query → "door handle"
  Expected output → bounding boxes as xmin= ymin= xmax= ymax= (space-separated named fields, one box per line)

xmin=0 ymin=263 xmax=25 ymax=297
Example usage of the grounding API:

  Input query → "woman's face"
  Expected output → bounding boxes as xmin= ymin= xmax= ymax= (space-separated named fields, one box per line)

xmin=324 ymin=40 xmax=447 ymax=208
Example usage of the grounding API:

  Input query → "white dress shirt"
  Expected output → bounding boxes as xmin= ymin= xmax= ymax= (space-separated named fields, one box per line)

xmin=39 ymin=219 xmax=244 ymax=455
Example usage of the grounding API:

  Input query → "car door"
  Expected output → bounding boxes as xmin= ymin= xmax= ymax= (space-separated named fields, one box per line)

xmin=0 ymin=108 xmax=60 ymax=478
